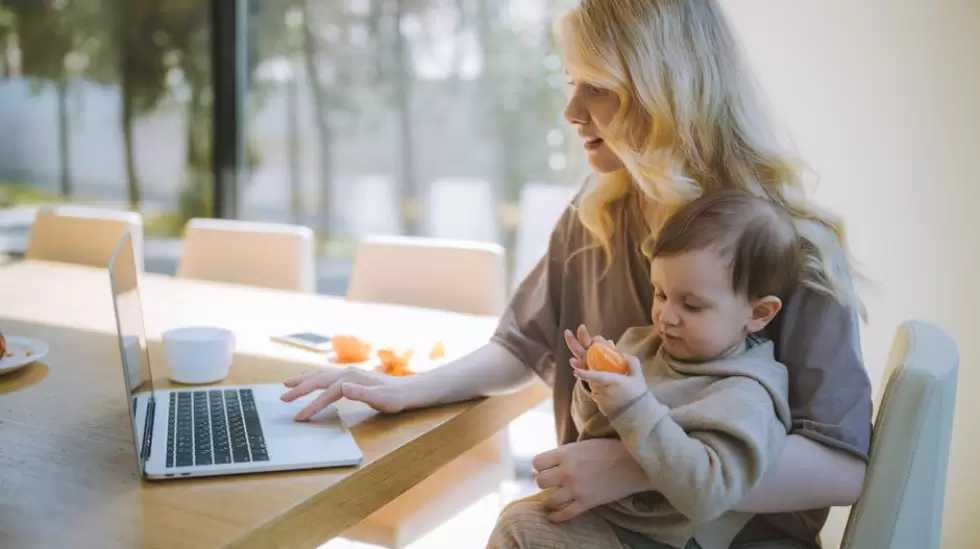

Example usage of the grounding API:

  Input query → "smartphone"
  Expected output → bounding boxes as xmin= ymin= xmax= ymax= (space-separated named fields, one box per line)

xmin=271 ymin=332 xmax=333 ymax=353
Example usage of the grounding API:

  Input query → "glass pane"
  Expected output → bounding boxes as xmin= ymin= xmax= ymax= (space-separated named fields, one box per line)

xmin=242 ymin=0 xmax=583 ymax=295
xmin=0 ymin=0 xmax=213 ymax=274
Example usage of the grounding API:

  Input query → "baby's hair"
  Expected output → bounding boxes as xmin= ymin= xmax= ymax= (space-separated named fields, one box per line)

xmin=648 ymin=189 xmax=802 ymax=300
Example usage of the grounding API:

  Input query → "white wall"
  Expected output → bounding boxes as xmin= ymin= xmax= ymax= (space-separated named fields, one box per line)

xmin=720 ymin=1 xmax=980 ymax=547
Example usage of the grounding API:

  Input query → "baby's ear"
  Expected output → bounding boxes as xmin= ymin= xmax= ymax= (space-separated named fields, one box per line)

xmin=746 ymin=296 xmax=782 ymax=333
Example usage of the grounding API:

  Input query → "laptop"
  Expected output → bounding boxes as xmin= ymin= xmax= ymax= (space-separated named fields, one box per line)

xmin=108 ymin=231 xmax=363 ymax=480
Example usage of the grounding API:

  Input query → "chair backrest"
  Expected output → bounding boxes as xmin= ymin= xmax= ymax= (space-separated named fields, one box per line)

xmin=839 ymin=320 xmax=959 ymax=549
xmin=175 ymin=218 xmax=316 ymax=293
xmin=25 ymin=206 xmax=145 ymax=270
xmin=347 ymin=235 xmax=506 ymax=316
xmin=510 ymin=183 xmax=574 ymax=293
xmin=424 ymin=179 xmax=500 ymax=244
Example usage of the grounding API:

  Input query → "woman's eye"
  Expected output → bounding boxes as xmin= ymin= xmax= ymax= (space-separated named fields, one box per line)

xmin=654 ymin=291 xmax=667 ymax=301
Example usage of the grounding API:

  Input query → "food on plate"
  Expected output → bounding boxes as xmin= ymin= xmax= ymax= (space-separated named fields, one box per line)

xmin=586 ymin=340 xmax=629 ymax=375
xmin=0 ymin=330 xmax=6 ymax=357
xmin=331 ymin=335 xmax=372 ymax=363
xmin=428 ymin=340 xmax=445 ymax=360
xmin=377 ymin=348 xmax=415 ymax=376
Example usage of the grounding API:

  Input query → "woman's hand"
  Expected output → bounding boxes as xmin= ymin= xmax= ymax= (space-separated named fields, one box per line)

xmin=280 ymin=367 xmax=414 ymax=420
xmin=531 ymin=438 xmax=654 ymax=522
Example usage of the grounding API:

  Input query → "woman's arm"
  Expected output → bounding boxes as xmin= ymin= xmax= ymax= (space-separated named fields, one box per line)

xmin=281 ymin=341 xmax=535 ymax=418
xmin=533 ymin=433 xmax=864 ymax=523
xmin=733 ymin=434 xmax=866 ymax=512
xmin=406 ymin=341 xmax=536 ymax=406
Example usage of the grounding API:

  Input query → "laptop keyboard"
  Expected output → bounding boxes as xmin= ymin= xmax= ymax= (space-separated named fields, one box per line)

xmin=165 ymin=388 xmax=269 ymax=468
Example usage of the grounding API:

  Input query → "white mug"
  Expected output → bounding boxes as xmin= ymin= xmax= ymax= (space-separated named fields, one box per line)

xmin=162 ymin=326 xmax=235 ymax=384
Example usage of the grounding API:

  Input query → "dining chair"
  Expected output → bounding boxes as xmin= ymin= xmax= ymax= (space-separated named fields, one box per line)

xmin=509 ymin=182 xmax=575 ymax=294
xmin=175 ymin=218 xmax=316 ymax=293
xmin=347 ymin=234 xmax=507 ymax=316
xmin=827 ymin=320 xmax=959 ymax=549
xmin=25 ymin=205 xmax=145 ymax=270
xmin=342 ymin=234 xmax=513 ymax=549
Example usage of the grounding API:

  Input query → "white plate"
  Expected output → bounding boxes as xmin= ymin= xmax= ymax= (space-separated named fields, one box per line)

xmin=0 ymin=336 xmax=49 ymax=374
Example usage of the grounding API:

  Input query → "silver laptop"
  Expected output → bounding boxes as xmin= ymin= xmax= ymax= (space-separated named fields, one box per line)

xmin=108 ymin=231 xmax=363 ymax=480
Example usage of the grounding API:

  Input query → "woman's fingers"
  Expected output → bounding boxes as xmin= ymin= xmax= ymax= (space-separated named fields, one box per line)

xmin=547 ymin=499 xmax=587 ymax=523
xmin=293 ymin=381 xmax=345 ymax=421
xmin=280 ymin=375 xmax=330 ymax=402
xmin=533 ymin=464 xmax=563 ymax=490
xmin=282 ymin=368 xmax=322 ymax=388
xmin=341 ymin=383 xmax=407 ymax=414
xmin=542 ymin=486 xmax=576 ymax=512
xmin=530 ymin=446 xmax=563 ymax=474
xmin=281 ymin=367 xmax=375 ymax=419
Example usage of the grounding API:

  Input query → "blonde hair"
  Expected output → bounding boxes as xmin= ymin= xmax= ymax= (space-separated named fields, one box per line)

xmin=557 ymin=0 xmax=866 ymax=318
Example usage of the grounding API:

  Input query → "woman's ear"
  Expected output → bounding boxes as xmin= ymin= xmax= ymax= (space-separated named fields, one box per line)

xmin=746 ymin=296 xmax=782 ymax=333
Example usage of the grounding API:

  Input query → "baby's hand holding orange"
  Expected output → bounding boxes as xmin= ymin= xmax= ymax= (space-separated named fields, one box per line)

xmin=585 ymin=338 xmax=629 ymax=375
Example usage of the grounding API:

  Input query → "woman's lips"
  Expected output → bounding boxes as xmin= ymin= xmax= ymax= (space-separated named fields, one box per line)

xmin=584 ymin=138 xmax=604 ymax=150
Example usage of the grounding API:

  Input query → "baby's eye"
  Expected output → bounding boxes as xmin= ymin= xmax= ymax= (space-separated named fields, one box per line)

xmin=683 ymin=303 xmax=704 ymax=313
xmin=654 ymin=291 xmax=667 ymax=301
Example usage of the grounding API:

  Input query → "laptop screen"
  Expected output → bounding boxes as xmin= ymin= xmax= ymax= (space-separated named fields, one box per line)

xmin=108 ymin=231 xmax=155 ymax=475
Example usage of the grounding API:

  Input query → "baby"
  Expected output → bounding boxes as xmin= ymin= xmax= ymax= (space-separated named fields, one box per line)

xmin=489 ymin=189 xmax=801 ymax=549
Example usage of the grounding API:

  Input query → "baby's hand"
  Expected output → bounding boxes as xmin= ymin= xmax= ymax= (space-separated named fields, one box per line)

xmin=572 ymin=353 xmax=647 ymax=418
xmin=563 ymin=324 xmax=594 ymax=370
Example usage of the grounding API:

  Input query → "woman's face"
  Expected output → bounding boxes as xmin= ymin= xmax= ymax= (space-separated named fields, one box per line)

xmin=563 ymin=77 xmax=625 ymax=174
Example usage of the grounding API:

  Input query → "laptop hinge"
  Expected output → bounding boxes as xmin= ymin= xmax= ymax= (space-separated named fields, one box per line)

xmin=141 ymin=396 xmax=156 ymax=462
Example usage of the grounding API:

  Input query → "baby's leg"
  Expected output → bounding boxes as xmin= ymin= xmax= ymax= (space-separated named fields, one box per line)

xmin=487 ymin=493 xmax=628 ymax=549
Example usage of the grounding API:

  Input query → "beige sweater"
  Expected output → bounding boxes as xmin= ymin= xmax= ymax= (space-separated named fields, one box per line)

xmin=571 ymin=326 xmax=792 ymax=549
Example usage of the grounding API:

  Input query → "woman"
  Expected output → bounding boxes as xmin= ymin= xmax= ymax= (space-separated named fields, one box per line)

xmin=281 ymin=1 xmax=873 ymax=547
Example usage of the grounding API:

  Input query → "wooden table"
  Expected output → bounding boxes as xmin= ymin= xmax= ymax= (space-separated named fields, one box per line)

xmin=0 ymin=260 xmax=549 ymax=549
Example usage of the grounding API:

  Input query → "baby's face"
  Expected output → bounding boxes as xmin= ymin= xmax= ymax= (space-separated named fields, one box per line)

xmin=650 ymin=249 xmax=759 ymax=361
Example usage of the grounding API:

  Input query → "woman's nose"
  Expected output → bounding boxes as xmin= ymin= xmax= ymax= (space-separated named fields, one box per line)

xmin=563 ymin=93 xmax=589 ymax=126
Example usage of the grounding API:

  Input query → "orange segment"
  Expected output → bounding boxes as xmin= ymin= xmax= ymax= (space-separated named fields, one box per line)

xmin=429 ymin=340 xmax=445 ymax=360
xmin=586 ymin=341 xmax=628 ymax=374
xmin=377 ymin=347 xmax=415 ymax=376
xmin=383 ymin=366 xmax=414 ymax=377
xmin=331 ymin=335 xmax=372 ymax=363
xmin=377 ymin=348 xmax=414 ymax=370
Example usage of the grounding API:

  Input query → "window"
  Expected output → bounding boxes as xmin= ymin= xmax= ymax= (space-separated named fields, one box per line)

xmin=0 ymin=0 xmax=214 ymax=269
xmin=241 ymin=0 xmax=582 ymax=294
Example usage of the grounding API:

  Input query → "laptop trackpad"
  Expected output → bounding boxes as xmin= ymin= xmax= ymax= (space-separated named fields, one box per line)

xmin=258 ymin=398 xmax=348 ymax=439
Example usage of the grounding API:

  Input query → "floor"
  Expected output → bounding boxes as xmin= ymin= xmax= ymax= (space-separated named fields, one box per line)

xmin=319 ymin=479 xmax=540 ymax=549
xmin=318 ymin=404 xmax=558 ymax=549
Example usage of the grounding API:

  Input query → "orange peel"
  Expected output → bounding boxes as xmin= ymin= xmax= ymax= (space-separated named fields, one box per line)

xmin=331 ymin=335 xmax=372 ymax=363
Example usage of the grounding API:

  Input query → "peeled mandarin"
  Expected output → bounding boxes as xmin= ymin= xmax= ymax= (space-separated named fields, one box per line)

xmin=586 ymin=341 xmax=629 ymax=374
